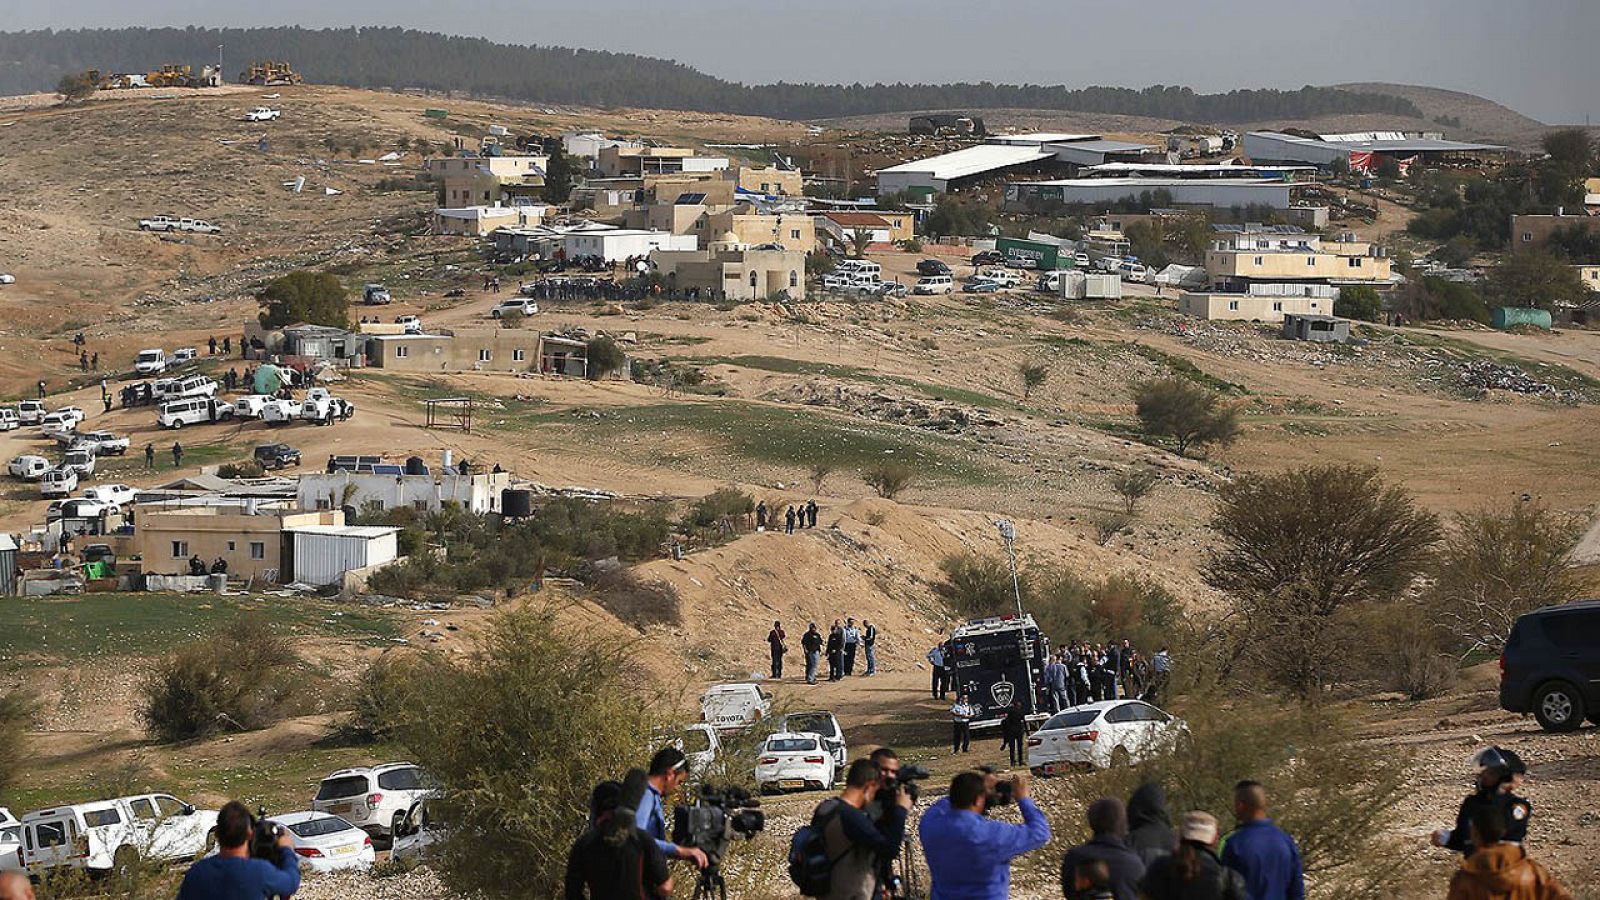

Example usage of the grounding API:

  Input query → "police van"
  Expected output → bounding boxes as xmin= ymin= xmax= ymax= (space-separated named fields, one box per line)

xmin=157 ymin=397 xmax=233 ymax=429
xmin=947 ymin=614 xmax=1052 ymax=729
xmin=152 ymin=375 xmax=218 ymax=404
xmin=19 ymin=794 xmax=216 ymax=875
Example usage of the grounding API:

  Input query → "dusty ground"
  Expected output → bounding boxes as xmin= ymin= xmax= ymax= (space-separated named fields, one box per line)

xmin=1 ymin=85 xmax=1597 ymax=899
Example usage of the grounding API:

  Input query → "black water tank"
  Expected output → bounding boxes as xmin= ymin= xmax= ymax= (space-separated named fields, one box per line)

xmin=501 ymin=489 xmax=533 ymax=518
xmin=405 ymin=456 xmax=428 ymax=476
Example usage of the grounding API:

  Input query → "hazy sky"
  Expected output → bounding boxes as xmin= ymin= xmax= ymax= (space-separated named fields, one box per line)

xmin=2 ymin=0 xmax=1594 ymax=124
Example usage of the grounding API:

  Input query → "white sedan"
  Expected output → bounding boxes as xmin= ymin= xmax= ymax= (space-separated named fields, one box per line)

xmin=754 ymin=732 xmax=836 ymax=794
xmin=269 ymin=811 xmax=374 ymax=873
xmin=83 ymin=483 xmax=138 ymax=508
xmin=1027 ymin=700 xmax=1187 ymax=774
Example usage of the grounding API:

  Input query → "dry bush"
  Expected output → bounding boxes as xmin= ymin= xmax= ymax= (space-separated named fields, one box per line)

xmin=1110 ymin=468 xmax=1159 ymax=516
xmin=1351 ymin=601 xmax=1458 ymax=700
xmin=590 ymin=568 xmax=682 ymax=629
xmin=1133 ymin=377 xmax=1241 ymax=457
xmin=139 ymin=615 xmax=302 ymax=742
xmin=862 ymin=461 xmax=915 ymax=499
xmin=937 ymin=552 xmax=1017 ymax=617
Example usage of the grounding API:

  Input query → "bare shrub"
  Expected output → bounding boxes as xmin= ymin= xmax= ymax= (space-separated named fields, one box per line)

xmin=591 ymin=569 xmax=682 ymax=628
xmin=139 ymin=615 xmax=301 ymax=742
xmin=862 ymin=461 xmax=915 ymax=499
xmin=1110 ymin=468 xmax=1159 ymax=516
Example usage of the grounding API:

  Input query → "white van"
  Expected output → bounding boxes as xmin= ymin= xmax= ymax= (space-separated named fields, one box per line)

xmin=20 ymin=794 xmax=216 ymax=875
xmin=61 ymin=448 xmax=96 ymax=477
xmin=699 ymin=683 xmax=772 ymax=733
xmin=153 ymin=375 xmax=217 ymax=403
xmin=1 ymin=807 xmax=21 ymax=873
xmin=15 ymin=400 xmax=45 ymax=425
xmin=40 ymin=468 xmax=78 ymax=498
xmin=912 ymin=275 xmax=955 ymax=295
xmin=836 ymin=260 xmax=881 ymax=280
xmin=0 ymin=409 xmax=17 ymax=432
xmin=134 ymin=349 xmax=167 ymax=375
xmin=157 ymin=397 xmax=233 ymax=429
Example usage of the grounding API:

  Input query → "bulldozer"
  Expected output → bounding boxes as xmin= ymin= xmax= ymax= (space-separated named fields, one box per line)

xmin=239 ymin=61 xmax=303 ymax=86
xmin=146 ymin=64 xmax=195 ymax=88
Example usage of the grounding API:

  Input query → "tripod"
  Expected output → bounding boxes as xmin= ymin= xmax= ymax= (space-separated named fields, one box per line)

xmin=692 ymin=861 xmax=727 ymax=900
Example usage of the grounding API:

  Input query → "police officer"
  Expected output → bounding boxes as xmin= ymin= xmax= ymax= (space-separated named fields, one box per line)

xmin=1432 ymin=746 xmax=1531 ymax=855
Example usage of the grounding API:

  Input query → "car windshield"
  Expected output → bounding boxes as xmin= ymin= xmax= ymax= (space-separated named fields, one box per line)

xmin=1043 ymin=710 xmax=1102 ymax=730
xmin=766 ymin=738 xmax=818 ymax=752
xmin=137 ymin=352 xmax=161 ymax=361
xmin=377 ymin=767 xmax=425 ymax=791
xmin=316 ymin=776 xmax=371 ymax=801
xmin=287 ymin=816 xmax=357 ymax=839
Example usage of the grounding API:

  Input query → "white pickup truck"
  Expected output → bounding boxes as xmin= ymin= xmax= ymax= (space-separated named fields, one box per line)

xmin=301 ymin=388 xmax=354 ymax=425
xmin=20 ymin=794 xmax=217 ymax=876
xmin=699 ymin=683 xmax=772 ymax=733
xmin=243 ymin=107 xmax=281 ymax=122
xmin=137 ymin=216 xmax=221 ymax=235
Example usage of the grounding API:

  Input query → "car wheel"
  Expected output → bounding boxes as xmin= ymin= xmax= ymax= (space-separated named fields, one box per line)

xmin=1111 ymin=746 xmax=1132 ymax=768
xmin=171 ymin=419 xmax=184 ymax=429
xmin=1533 ymin=682 xmax=1585 ymax=732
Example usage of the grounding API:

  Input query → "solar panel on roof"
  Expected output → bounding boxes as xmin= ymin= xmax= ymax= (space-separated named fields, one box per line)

xmin=675 ymin=192 xmax=707 ymax=205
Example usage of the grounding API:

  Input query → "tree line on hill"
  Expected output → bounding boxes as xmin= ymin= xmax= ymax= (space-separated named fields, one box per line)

xmin=0 ymin=26 xmax=1423 ymax=123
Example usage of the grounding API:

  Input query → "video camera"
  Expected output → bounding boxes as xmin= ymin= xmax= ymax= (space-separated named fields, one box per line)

xmin=671 ymin=784 xmax=765 ymax=865
xmin=247 ymin=807 xmax=287 ymax=860
xmin=977 ymin=765 xmax=1014 ymax=809
xmin=883 ymin=763 xmax=931 ymax=803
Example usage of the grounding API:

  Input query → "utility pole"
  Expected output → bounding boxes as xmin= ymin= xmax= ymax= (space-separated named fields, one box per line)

xmin=996 ymin=519 xmax=1023 ymax=618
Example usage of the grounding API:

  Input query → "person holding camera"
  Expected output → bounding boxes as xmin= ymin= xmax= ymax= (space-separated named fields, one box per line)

xmin=176 ymin=801 xmax=300 ymax=900
xmin=810 ymin=758 xmax=912 ymax=899
xmin=634 ymin=748 xmax=710 ymax=870
xmin=919 ymin=771 xmax=1051 ymax=900
xmin=566 ymin=780 xmax=673 ymax=900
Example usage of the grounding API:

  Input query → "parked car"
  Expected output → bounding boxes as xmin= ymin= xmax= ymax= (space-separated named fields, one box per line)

xmin=19 ymin=794 xmax=216 ymax=876
xmin=0 ymin=409 xmax=18 ymax=431
xmin=39 ymin=409 xmax=85 ymax=434
xmin=971 ymin=250 xmax=1006 ymax=267
xmin=83 ymin=483 xmax=137 ymax=508
xmin=913 ymin=276 xmax=956 ymax=295
xmin=1074 ymin=252 xmax=1092 ymax=268
xmin=158 ymin=397 xmax=233 ymax=429
xmin=395 ymin=315 xmax=424 ymax=335
xmin=874 ymin=282 xmax=908 ymax=298
xmin=254 ymin=443 xmax=302 ymax=470
xmin=674 ymin=724 xmax=724 ymax=780
xmin=1027 ymin=700 xmax=1187 ymax=774
xmin=153 ymin=375 xmax=217 ymax=403
xmin=775 ymin=711 xmax=847 ymax=772
xmin=61 ymin=447 xmax=96 ymax=477
xmin=0 ymin=808 xmax=21 ymax=873
xmin=49 ymin=499 xmax=113 ymax=522
xmin=179 ymin=219 xmax=222 ymax=235
xmin=135 ymin=349 xmax=168 ymax=375
xmin=243 ymin=107 xmax=281 ymax=122
xmin=1500 ymin=600 xmax=1600 ymax=731
xmin=171 ymin=348 xmax=199 ymax=364
xmin=137 ymin=215 xmax=180 ymax=232
xmin=362 ymin=284 xmax=393 ymax=305
xmin=390 ymin=800 xmax=446 ymax=866
xmin=0 ymin=274 xmax=13 ymax=286
xmin=979 ymin=268 xmax=1023 ymax=288
xmin=312 ymin=764 xmax=437 ymax=843
xmin=233 ymin=395 xmax=273 ymax=419
xmin=268 ymin=812 xmax=374 ymax=873
xmin=490 ymin=298 xmax=538 ymax=319
xmin=700 ymin=683 xmax=772 ymax=733
xmin=261 ymin=398 xmax=303 ymax=425
xmin=962 ymin=279 xmax=1001 ymax=294
xmin=72 ymin=431 xmax=131 ymax=456
xmin=1119 ymin=262 xmax=1149 ymax=282
xmin=754 ymin=733 xmax=837 ymax=795
xmin=40 ymin=468 xmax=78 ymax=498
xmin=9 ymin=455 xmax=49 ymax=480
xmin=301 ymin=388 xmax=354 ymax=424
xmin=917 ymin=259 xmax=953 ymax=277
xmin=15 ymin=400 xmax=45 ymax=425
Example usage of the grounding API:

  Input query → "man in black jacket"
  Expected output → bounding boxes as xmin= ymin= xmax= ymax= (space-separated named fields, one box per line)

xmin=803 ymin=623 xmax=824 ymax=684
xmin=1127 ymin=782 xmax=1177 ymax=866
xmin=1059 ymin=797 xmax=1145 ymax=900
xmin=566 ymin=780 xmax=672 ymax=900
xmin=827 ymin=621 xmax=844 ymax=681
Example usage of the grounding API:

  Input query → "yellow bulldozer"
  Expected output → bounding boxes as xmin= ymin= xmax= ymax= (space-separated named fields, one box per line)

xmin=239 ymin=61 xmax=303 ymax=86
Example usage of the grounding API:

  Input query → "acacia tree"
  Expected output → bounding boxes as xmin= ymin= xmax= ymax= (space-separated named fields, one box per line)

xmin=1484 ymin=251 xmax=1588 ymax=311
xmin=1205 ymin=465 xmax=1440 ymax=697
xmin=1133 ymin=377 xmax=1240 ymax=457
xmin=257 ymin=270 xmax=349 ymax=328
xmin=1432 ymin=504 xmax=1588 ymax=655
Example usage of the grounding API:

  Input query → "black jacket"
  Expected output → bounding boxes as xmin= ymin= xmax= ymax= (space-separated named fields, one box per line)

xmin=1060 ymin=834 xmax=1146 ymax=900
xmin=1138 ymin=842 xmax=1247 ymax=900
xmin=1127 ymin=783 xmax=1177 ymax=866
xmin=802 ymin=630 xmax=823 ymax=653
xmin=1001 ymin=707 xmax=1026 ymax=738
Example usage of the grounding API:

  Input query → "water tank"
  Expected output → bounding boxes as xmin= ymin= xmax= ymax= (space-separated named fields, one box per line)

xmin=405 ymin=456 xmax=428 ymax=476
xmin=501 ymin=489 xmax=533 ymax=518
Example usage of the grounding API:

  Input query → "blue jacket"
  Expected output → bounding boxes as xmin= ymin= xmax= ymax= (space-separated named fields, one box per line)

xmin=919 ymin=796 xmax=1051 ymax=900
xmin=1220 ymin=819 xmax=1304 ymax=900
xmin=635 ymin=782 xmax=679 ymax=858
xmin=176 ymin=847 xmax=301 ymax=900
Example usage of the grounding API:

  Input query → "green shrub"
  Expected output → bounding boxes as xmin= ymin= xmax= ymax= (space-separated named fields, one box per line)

xmin=682 ymin=487 xmax=754 ymax=529
xmin=139 ymin=616 xmax=301 ymax=742
xmin=862 ymin=461 xmax=915 ymax=499
xmin=586 ymin=335 xmax=627 ymax=379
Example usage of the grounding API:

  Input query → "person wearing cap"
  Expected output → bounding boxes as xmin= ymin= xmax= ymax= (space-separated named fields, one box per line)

xmin=566 ymin=780 xmax=674 ymax=899
xmin=1138 ymin=811 xmax=1248 ymax=900
xmin=1433 ymin=747 xmax=1533 ymax=855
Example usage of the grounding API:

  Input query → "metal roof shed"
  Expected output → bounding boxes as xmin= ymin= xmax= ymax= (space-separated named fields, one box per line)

xmin=288 ymin=525 xmax=400 ymax=587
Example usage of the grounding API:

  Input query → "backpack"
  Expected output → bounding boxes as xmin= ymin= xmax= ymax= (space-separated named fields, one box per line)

xmin=788 ymin=799 xmax=847 ymax=897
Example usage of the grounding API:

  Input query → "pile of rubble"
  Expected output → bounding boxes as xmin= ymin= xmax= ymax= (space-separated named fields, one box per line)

xmin=775 ymin=380 xmax=1006 ymax=436
xmin=1456 ymin=360 xmax=1579 ymax=404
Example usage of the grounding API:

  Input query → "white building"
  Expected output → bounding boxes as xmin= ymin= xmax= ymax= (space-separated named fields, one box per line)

xmin=562 ymin=229 xmax=697 ymax=263
xmin=289 ymin=526 xmax=400 ymax=587
xmin=1005 ymin=178 xmax=1296 ymax=210
xmin=562 ymin=130 xmax=643 ymax=161
xmin=298 ymin=470 xmax=512 ymax=516
xmin=1243 ymin=131 xmax=1504 ymax=168
xmin=876 ymin=143 xmax=1056 ymax=195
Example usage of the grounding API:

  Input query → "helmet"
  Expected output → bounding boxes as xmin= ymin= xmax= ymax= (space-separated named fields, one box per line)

xmin=1473 ymin=747 xmax=1528 ymax=778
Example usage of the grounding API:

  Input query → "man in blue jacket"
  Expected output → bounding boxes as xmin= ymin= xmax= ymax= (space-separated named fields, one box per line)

xmin=919 ymin=771 xmax=1052 ymax=900
xmin=634 ymin=747 xmax=710 ymax=871
xmin=1219 ymin=781 xmax=1304 ymax=900
xmin=176 ymin=801 xmax=301 ymax=900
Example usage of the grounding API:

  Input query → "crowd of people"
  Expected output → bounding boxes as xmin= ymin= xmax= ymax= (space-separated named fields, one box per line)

xmin=756 ymin=498 xmax=818 ymax=534
xmin=768 ymin=617 xmax=880 ymax=685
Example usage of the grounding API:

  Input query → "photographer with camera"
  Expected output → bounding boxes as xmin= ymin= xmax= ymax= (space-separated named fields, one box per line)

xmin=798 ymin=758 xmax=911 ymax=899
xmin=176 ymin=801 xmax=300 ymax=900
xmin=566 ymin=780 xmax=673 ymax=900
xmin=919 ymin=771 xmax=1050 ymax=900
xmin=634 ymin=748 xmax=710 ymax=870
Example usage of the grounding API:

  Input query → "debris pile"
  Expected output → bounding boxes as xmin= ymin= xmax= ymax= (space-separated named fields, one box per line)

xmin=1456 ymin=360 xmax=1579 ymax=404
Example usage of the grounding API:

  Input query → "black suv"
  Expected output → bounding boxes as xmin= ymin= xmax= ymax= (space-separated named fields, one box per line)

xmin=254 ymin=443 xmax=302 ymax=470
xmin=970 ymin=250 xmax=1005 ymax=267
xmin=917 ymin=258 xmax=952 ymax=277
xmin=1500 ymin=600 xmax=1600 ymax=731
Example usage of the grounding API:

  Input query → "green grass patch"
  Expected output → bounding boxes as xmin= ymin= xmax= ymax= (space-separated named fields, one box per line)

xmin=0 ymin=593 xmax=400 ymax=667
xmin=695 ymin=355 xmax=1022 ymax=412
xmin=1128 ymin=345 xmax=1248 ymax=395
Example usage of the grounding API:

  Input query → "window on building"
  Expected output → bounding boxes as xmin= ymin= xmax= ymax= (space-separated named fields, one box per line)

xmin=1522 ymin=232 xmax=1532 ymax=243
xmin=749 ymin=272 xmax=759 ymax=289
xmin=789 ymin=271 xmax=799 ymax=288
xmin=1273 ymin=302 xmax=1283 ymax=312
xmin=171 ymin=541 xmax=188 ymax=558
xmin=1306 ymin=257 xmax=1316 ymax=266
xmin=1228 ymin=301 xmax=1239 ymax=311
xmin=315 ymin=498 xmax=331 ymax=511
xmin=479 ymin=349 xmax=492 ymax=362
xmin=396 ymin=345 xmax=409 ymax=358
xmin=513 ymin=348 xmax=527 ymax=361
xmin=791 ymin=229 xmax=801 ymax=240
xmin=1253 ymin=256 xmax=1263 ymax=265
xmin=226 ymin=541 xmax=236 ymax=551
xmin=250 ymin=542 xmax=265 ymax=560
xmin=1348 ymin=257 xmax=1361 ymax=267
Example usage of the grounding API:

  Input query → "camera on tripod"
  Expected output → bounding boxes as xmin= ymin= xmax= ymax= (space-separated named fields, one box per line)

xmin=672 ymin=784 xmax=765 ymax=862
xmin=247 ymin=807 xmax=286 ymax=860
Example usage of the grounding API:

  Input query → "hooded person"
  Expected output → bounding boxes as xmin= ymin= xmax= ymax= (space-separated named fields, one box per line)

xmin=1127 ymin=782 xmax=1177 ymax=866
xmin=1446 ymin=805 xmax=1571 ymax=900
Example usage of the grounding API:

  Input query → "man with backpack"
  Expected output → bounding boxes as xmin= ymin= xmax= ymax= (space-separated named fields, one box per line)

xmin=791 ymin=758 xmax=912 ymax=900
